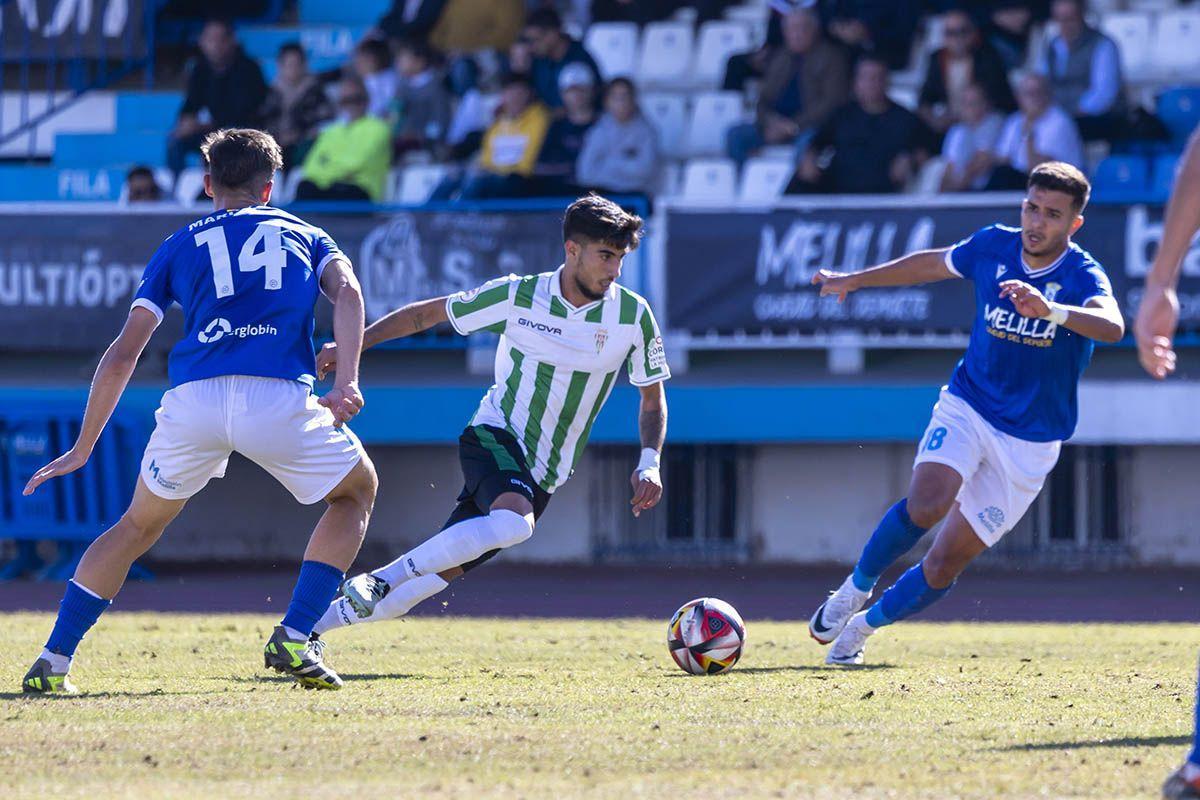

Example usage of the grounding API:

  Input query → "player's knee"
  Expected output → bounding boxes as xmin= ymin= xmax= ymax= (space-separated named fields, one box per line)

xmin=113 ymin=512 xmax=165 ymax=551
xmin=921 ymin=548 xmax=966 ymax=588
xmin=488 ymin=508 xmax=534 ymax=549
xmin=329 ymin=457 xmax=378 ymax=516
xmin=905 ymin=490 xmax=955 ymax=530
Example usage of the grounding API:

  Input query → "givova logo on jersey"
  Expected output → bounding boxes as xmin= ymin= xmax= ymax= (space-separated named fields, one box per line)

xmin=197 ymin=318 xmax=278 ymax=344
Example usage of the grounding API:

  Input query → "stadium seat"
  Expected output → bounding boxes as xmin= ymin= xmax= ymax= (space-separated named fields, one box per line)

xmin=637 ymin=22 xmax=695 ymax=87
xmin=1092 ymin=155 xmax=1150 ymax=201
xmin=1151 ymin=153 xmax=1180 ymax=199
xmin=1153 ymin=12 xmax=1200 ymax=78
xmin=0 ymin=166 xmax=123 ymax=201
xmin=909 ymin=157 xmax=948 ymax=195
xmin=683 ymin=90 xmax=747 ymax=157
xmin=692 ymin=21 xmax=754 ymax=87
xmin=298 ymin=0 xmax=389 ymax=25
xmin=584 ymin=22 xmax=639 ymax=81
xmin=397 ymin=164 xmax=448 ymax=204
xmin=174 ymin=167 xmax=207 ymax=205
xmin=737 ymin=157 xmax=793 ymax=205
xmin=1100 ymin=13 xmax=1154 ymax=80
xmin=277 ymin=170 xmax=302 ymax=205
xmin=680 ymin=158 xmax=737 ymax=203
xmin=115 ymin=92 xmax=182 ymax=133
xmin=1157 ymin=86 xmax=1200 ymax=145
xmin=640 ymin=92 xmax=688 ymax=158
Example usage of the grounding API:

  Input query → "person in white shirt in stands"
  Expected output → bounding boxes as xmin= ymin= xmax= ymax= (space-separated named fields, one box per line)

xmin=940 ymin=83 xmax=1005 ymax=192
xmin=1035 ymin=0 xmax=1125 ymax=143
xmin=986 ymin=72 xmax=1084 ymax=190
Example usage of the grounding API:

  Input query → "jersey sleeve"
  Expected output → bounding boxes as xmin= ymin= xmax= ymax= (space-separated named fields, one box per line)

xmin=130 ymin=236 xmax=175 ymax=324
xmin=627 ymin=301 xmax=671 ymax=386
xmin=313 ymin=228 xmax=349 ymax=282
xmin=444 ymin=274 xmax=519 ymax=335
xmin=1079 ymin=261 xmax=1114 ymax=305
xmin=944 ymin=225 xmax=999 ymax=281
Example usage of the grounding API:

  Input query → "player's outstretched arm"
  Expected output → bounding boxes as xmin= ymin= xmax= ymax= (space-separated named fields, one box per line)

xmin=812 ymin=248 xmax=957 ymax=303
xmin=999 ymin=280 xmax=1125 ymax=343
xmin=316 ymin=295 xmax=450 ymax=382
xmin=23 ymin=308 xmax=158 ymax=495
xmin=1136 ymin=127 xmax=1200 ymax=378
xmin=630 ymin=381 xmax=667 ymax=518
xmin=318 ymin=258 xmax=366 ymax=426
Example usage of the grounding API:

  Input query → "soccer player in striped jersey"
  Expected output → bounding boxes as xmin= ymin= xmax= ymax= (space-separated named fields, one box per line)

xmin=310 ymin=194 xmax=669 ymax=635
xmin=1136 ymin=128 xmax=1200 ymax=800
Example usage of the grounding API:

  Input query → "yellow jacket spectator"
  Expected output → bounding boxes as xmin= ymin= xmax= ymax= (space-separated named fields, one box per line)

xmin=297 ymin=77 xmax=392 ymax=202
xmin=479 ymin=76 xmax=551 ymax=177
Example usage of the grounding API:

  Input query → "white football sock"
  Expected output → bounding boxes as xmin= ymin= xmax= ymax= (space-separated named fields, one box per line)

xmin=39 ymin=648 xmax=71 ymax=672
xmin=372 ymin=509 xmax=532 ymax=585
xmin=313 ymin=574 xmax=450 ymax=635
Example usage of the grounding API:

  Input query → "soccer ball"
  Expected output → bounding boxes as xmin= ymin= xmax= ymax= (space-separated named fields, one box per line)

xmin=667 ymin=597 xmax=746 ymax=675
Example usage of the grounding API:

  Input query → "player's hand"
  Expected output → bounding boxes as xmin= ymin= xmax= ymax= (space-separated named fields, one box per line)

xmin=999 ymin=280 xmax=1051 ymax=318
xmin=319 ymin=380 xmax=364 ymax=427
xmin=1135 ymin=282 xmax=1180 ymax=379
xmin=630 ymin=467 xmax=663 ymax=518
xmin=316 ymin=342 xmax=338 ymax=381
xmin=23 ymin=448 xmax=89 ymax=496
xmin=812 ymin=269 xmax=858 ymax=303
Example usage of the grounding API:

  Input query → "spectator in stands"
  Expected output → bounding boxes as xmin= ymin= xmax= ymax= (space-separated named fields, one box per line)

xmin=725 ymin=6 xmax=850 ymax=164
xmin=939 ymin=83 xmax=1005 ymax=192
xmin=523 ymin=8 xmax=602 ymax=109
xmin=818 ymin=0 xmax=923 ymax=70
xmin=787 ymin=56 xmax=932 ymax=194
xmin=377 ymin=0 xmax=448 ymax=41
xmin=987 ymin=72 xmax=1084 ymax=189
xmin=431 ymin=73 xmax=551 ymax=200
xmin=918 ymin=9 xmax=1015 ymax=138
xmin=125 ymin=166 xmax=163 ymax=204
xmin=296 ymin=77 xmax=393 ymax=202
xmin=533 ymin=63 xmax=599 ymax=195
xmin=168 ymin=19 xmax=267 ymax=174
xmin=576 ymin=77 xmax=660 ymax=197
xmin=722 ymin=6 xmax=783 ymax=92
xmin=261 ymin=43 xmax=335 ymax=168
xmin=392 ymin=38 xmax=453 ymax=158
xmin=984 ymin=0 xmax=1043 ymax=70
xmin=1035 ymin=0 xmax=1125 ymax=142
xmin=353 ymin=38 xmax=398 ymax=120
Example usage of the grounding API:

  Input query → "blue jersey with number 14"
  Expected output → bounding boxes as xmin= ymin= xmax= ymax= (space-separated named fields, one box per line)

xmin=133 ymin=206 xmax=344 ymax=390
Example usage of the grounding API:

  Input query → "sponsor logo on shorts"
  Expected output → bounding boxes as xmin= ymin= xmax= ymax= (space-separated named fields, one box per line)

xmin=147 ymin=459 xmax=181 ymax=491
xmin=510 ymin=477 xmax=533 ymax=495
xmin=976 ymin=505 xmax=1006 ymax=533
xmin=197 ymin=317 xmax=278 ymax=344
xmin=518 ymin=318 xmax=562 ymax=336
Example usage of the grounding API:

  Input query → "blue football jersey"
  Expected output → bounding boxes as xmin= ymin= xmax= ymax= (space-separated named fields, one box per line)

xmin=132 ymin=206 xmax=344 ymax=389
xmin=945 ymin=224 xmax=1113 ymax=442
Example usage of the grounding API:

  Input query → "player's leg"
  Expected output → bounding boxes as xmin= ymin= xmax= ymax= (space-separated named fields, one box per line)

xmin=22 ymin=480 xmax=187 ymax=694
xmin=1162 ymin=669 xmax=1200 ymax=798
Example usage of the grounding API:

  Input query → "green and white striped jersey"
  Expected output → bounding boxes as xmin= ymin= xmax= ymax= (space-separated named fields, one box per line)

xmin=445 ymin=266 xmax=669 ymax=493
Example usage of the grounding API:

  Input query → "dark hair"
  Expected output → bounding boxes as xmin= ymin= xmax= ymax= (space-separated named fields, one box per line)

xmin=127 ymin=165 xmax=156 ymax=182
xmin=1028 ymin=161 xmax=1091 ymax=211
xmin=277 ymin=41 xmax=305 ymax=60
xmin=563 ymin=194 xmax=644 ymax=250
xmin=203 ymin=18 xmax=234 ymax=36
xmin=200 ymin=128 xmax=283 ymax=192
xmin=525 ymin=8 xmax=562 ymax=31
xmin=355 ymin=37 xmax=392 ymax=69
xmin=396 ymin=36 xmax=435 ymax=64
xmin=606 ymin=76 xmax=637 ymax=97
xmin=854 ymin=53 xmax=890 ymax=73
xmin=501 ymin=71 xmax=534 ymax=89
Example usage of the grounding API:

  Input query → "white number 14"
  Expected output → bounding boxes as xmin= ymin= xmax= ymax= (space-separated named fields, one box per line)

xmin=195 ymin=222 xmax=287 ymax=298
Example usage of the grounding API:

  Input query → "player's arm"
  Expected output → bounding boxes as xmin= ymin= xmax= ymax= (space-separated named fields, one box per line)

xmin=630 ymin=380 xmax=667 ymax=518
xmin=318 ymin=258 xmax=367 ymax=426
xmin=812 ymin=248 xmax=957 ymax=302
xmin=23 ymin=308 xmax=159 ymax=495
xmin=1136 ymin=128 xmax=1200 ymax=378
xmin=316 ymin=296 xmax=450 ymax=381
xmin=999 ymin=280 xmax=1125 ymax=343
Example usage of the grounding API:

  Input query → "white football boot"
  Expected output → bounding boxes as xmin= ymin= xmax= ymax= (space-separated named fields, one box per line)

xmin=826 ymin=611 xmax=876 ymax=666
xmin=808 ymin=575 xmax=870 ymax=645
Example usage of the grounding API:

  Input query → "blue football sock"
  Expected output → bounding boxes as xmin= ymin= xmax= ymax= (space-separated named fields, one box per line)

xmin=864 ymin=562 xmax=954 ymax=628
xmin=851 ymin=499 xmax=930 ymax=592
xmin=45 ymin=580 xmax=111 ymax=658
xmin=280 ymin=560 xmax=345 ymax=637
xmin=1190 ymin=656 xmax=1200 ymax=765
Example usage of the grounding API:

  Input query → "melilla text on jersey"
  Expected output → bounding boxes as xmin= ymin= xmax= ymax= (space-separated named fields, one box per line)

xmin=983 ymin=302 xmax=1057 ymax=348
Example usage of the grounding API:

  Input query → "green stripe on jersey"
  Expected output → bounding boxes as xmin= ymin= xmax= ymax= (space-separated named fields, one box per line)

xmin=481 ymin=321 xmax=507 ymax=334
xmin=549 ymin=296 xmax=569 ymax=318
xmin=514 ymin=275 xmax=538 ymax=309
xmin=541 ymin=370 xmax=590 ymax=488
xmin=638 ymin=308 xmax=661 ymax=377
xmin=474 ymin=426 xmax=520 ymax=473
xmin=451 ymin=283 xmax=509 ymax=317
xmin=584 ymin=303 xmax=604 ymax=323
xmin=523 ymin=361 xmax=557 ymax=468
xmin=568 ymin=369 xmax=617 ymax=475
xmin=500 ymin=348 xmax=524 ymax=421
xmin=619 ymin=288 xmax=638 ymax=324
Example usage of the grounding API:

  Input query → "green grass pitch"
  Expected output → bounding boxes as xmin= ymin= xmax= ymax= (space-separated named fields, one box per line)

xmin=1 ymin=613 xmax=1194 ymax=799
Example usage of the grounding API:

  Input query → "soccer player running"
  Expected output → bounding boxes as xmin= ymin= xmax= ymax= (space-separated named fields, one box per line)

xmin=20 ymin=129 xmax=375 ymax=693
xmin=806 ymin=162 xmax=1124 ymax=665
xmin=309 ymin=195 xmax=668 ymax=636
xmin=1135 ymin=128 xmax=1200 ymax=800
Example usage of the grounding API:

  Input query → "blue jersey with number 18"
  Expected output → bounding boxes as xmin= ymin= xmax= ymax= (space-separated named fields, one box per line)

xmin=132 ymin=205 xmax=345 ymax=390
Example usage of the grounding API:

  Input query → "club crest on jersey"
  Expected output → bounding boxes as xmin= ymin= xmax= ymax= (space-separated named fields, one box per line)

xmin=594 ymin=328 xmax=608 ymax=353
xmin=1044 ymin=282 xmax=1062 ymax=302
xmin=995 ymin=264 xmax=1007 ymax=279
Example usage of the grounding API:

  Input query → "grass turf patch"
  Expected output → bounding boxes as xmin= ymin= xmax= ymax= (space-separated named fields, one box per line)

xmin=1 ymin=613 xmax=1194 ymax=799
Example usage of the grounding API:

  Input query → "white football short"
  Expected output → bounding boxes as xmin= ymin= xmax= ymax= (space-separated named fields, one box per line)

xmin=139 ymin=375 xmax=364 ymax=504
xmin=913 ymin=388 xmax=1061 ymax=547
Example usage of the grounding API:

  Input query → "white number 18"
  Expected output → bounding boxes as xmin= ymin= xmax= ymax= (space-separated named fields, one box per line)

xmin=195 ymin=222 xmax=287 ymax=298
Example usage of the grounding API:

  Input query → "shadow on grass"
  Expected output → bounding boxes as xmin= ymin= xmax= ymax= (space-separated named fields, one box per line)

xmin=735 ymin=663 xmax=896 ymax=674
xmin=0 ymin=689 xmax=231 ymax=700
xmin=996 ymin=735 xmax=1190 ymax=752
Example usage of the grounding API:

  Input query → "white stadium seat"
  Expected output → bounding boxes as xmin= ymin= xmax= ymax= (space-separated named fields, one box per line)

xmin=1100 ymin=12 xmax=1154 ymax=80
xmin=680 ymin=158 xmax=737 ymax=203
xmin=174 ymin=167 xmax=206 ymax=205
xmin=584 ymin=22 xmax=638 ymax=80
xmin=1153 ymin=11 xmax=1200 ymax=77
xmin=637 ymin=21 xmax=695 ymax=87
xmin=737 ymin=157 xmax=793 ymax=204
xmin=276 ymin=170 xmax=303 ymax=205
xmin=397 ymin=164 xmax=448 ymax=204
xmin=692 ymin=21 xmax=754 ymax=87
xmin=684 ymin=90 xmax=747 ymax=157
xmin=641 ymin=92 xmax=688 ymax=158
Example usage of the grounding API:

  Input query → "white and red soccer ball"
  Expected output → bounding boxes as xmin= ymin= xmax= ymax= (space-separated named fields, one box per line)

xmin=667 ymin=597 xmax=746 ymax=675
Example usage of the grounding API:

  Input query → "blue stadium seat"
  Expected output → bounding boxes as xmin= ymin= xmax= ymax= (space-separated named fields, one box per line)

xmin=1157 ymin=86 xmax=1200 ymax=146
xmin=116 ymin=92 xmax=183 ymax=133
xmin=0 ymin=166 xmax=124 ymax=201
xmin=54 ymin=132 xmax=167 ymax=169
xmin=298 ymin=0 xmax=389 ymax=25
xmin=1152 ymin=153 xmax=1181 ymax=200
xmin=1091 ymin=155 xmax=1150 ymax=202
